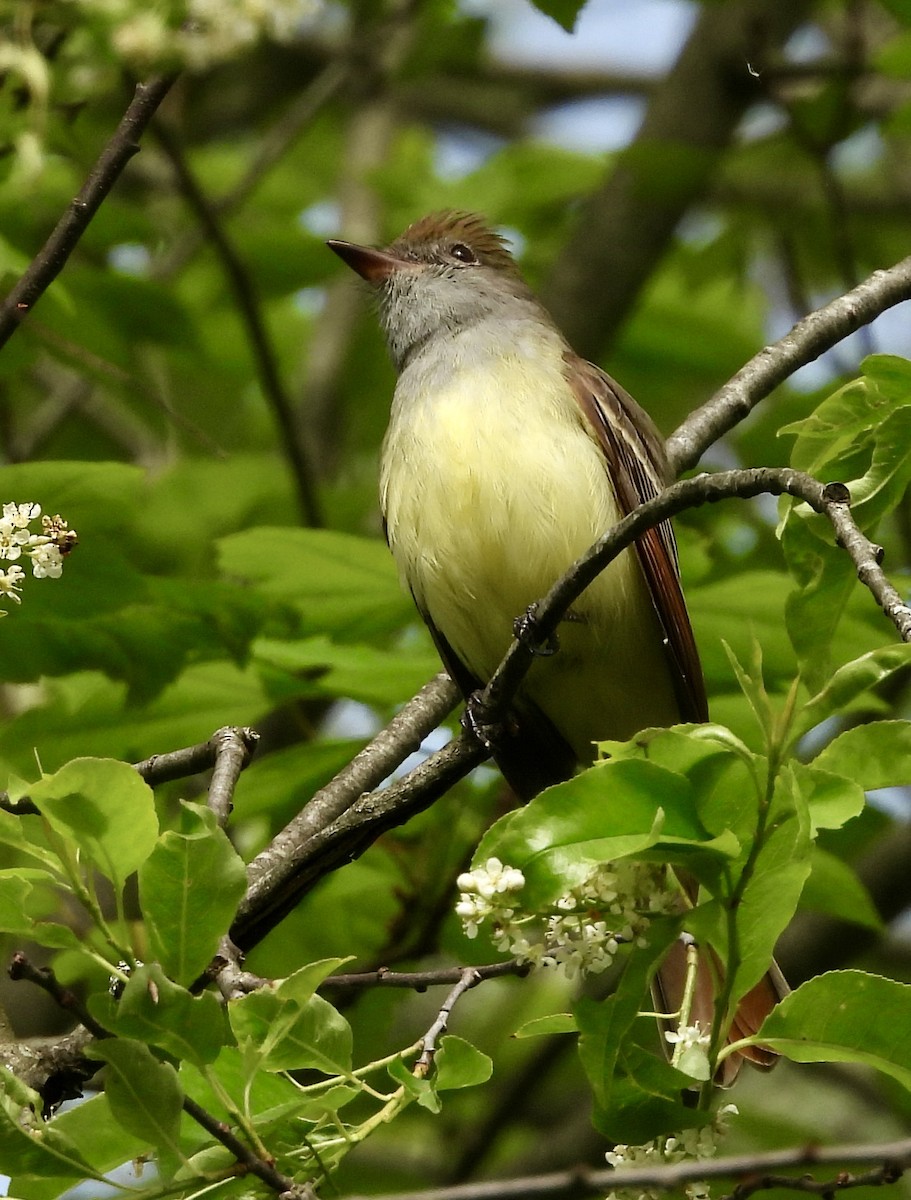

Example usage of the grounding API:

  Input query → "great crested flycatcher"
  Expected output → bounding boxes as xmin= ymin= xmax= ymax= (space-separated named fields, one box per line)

xmin=328 ymin=211 xmax=785 ymax=1076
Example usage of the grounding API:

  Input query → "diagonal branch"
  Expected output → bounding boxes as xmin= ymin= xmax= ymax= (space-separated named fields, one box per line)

xmin=7 ymin=953 xmax=302 ymax=1195
xmin=153 ymin=119 xmax=322 ymax=527
xmin=413 ymin=967 xmax=481 ymax=1077
xmin=0 ymin=74 xmax=177 ymax=351
xmin=154 ymin=60 xmax=347 ymax=279
xmin=339 ymin=1138 xmax=911 ymax=1200
xmin=666 ymin=254 xmax=911 ymax=474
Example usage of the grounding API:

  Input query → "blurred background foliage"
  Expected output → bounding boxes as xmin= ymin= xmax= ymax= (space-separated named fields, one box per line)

xmin=2 ymin=0 xmax=911 ymax=1191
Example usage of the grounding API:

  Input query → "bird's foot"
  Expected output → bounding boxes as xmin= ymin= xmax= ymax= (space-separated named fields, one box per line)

xmin=462 ymin=692 xmax=511 ymax=751
xmin=513 ymin=605 xmax=560 ymax=657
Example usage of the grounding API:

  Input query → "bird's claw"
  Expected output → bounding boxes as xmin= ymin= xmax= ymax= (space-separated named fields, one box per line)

xmin=513 ymin=606 xmax=560 ymax=657
xmin=462 ymin=693 xmax=507 ymax=751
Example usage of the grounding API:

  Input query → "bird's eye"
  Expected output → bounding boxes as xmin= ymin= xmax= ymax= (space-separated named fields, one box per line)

xmin=450 ymin=243 xmax=477 ymax=264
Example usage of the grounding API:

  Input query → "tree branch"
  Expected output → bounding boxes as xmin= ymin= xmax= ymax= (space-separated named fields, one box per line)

xmin=339 ymin=1139 xmax=911 ymax=1200
xmin=231 ymin=709 xmax=484 ymax=951
xmin=154 ymin=60 xmax=347 ymax=279
xmin=7 ymin=953 xmax=303 ymax=1194
xmin=0 ymin=74 xmax=176 ymax=351
xmin=152 ymin=118 xmax=322 ymax=528
xmin=135 ymin=725 xmax=261 ymax=788
xmin=0 ymin=725 xmax=260 ymax=816
xmin=414 ymin=968 xmax=481 ymax=1077
xmin=666 ymin=255 xmax=911 ymax=474
xmin=320 ymin=960 xmax=528 ymax=993
xmin=237 ymin=671 xmax=458 ymax=931
xmin=206 ymin=726 xmax=261 ymax=828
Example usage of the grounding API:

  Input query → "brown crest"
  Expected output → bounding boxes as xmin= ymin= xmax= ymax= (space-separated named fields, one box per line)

xmin=390 ymin=211 xmax=522 ymax=277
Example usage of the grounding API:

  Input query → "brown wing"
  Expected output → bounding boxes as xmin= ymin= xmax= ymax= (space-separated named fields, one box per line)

xmin=565 ymin=353 xmax=708 ymax=724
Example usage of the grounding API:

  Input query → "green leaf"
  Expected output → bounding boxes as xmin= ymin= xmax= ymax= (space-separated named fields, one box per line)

xmin=788 ymin=762 xmax=866 ymax=833
xmin=514 ymin=1013 xmax=577 ymax=1038
xmin=138 ymin=802 xmax=247 ymax=985
xmin=783 ymin=357 xmax=911 ymax=483
xmin=0 ymin=462 xmax=145 ymax=531
xmin=388 ymin=1052 xmax=440 ymax=1112
xmin=434 ymin=1036 xmax=493 ymax=1090
xmin=89 ymin=964 xmax=228 ymax=1067
xmin=795 ymin=644 xmax=911 ymax=739
xmin=782 ymin=517 xmax=858 ymax=692
xmin=575 ymin=919 xmax=680 ymax=1112
xmin=0 ymin=808 xmax=59 ymax=868
xmin=275 ymin=957 xmax=353 ymax=1002
xmin=86 ymin=1039 xmax=185 ymax=1166
xmin=722 ymin=640 xmax=776 ymax=741
xmin=779 ymin=358 xmax=911 ymax=687
xmin=758 ymin=971 xmax=911 ymax=1089
xmin=594 ymin=1043 xmax=708 ymax=1145
xmin=230 ymin=989 xmax=353 ymax=1075
xmin=253 ymin=634 xmax=440 ymax=707
xmin=801 ymin=847 xmax=882 ymax=930
xmin=601 ymin=723 xmax=753 ymax=778
xmin=9 ymin=1093 xmax=150 ymax=1200
xmin=0 ymin=663 xmax=272 ymax=778
xmin=0 ymin=1066 xmax=101 ymax=1183
xmin=727 ymin=775 xmax=812 ymax=1000
xmin=528 ymin=0 xmax=587 ymax=32
xmin=813 ymin=720 xmax=911 ymax=791
xmin=179 ymin=1047 xmax=324 ymax=1133
xmin=0 ymin=869 xmax=82 ymax=950
xmin=689 ymin=572 xmax=796 ymax=690
xmin=476 ymin=760 xmax=735 ymax=908
xmin=29 ymin=758 xmax=158 ymax=889
xmin=217 ymin=527 xmax=412 ymax=640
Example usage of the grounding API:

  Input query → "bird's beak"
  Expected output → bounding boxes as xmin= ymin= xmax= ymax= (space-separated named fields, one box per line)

xmin=327 ymin=240 xmax=408 ymax=284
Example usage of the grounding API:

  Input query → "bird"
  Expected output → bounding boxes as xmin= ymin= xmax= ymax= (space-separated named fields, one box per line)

xmin=327 ymin=210 xmax=786 ymax=1078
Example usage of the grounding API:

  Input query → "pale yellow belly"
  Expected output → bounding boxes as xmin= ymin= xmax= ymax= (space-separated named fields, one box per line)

xmin=380 ymin=361 xmax=680 ymax=761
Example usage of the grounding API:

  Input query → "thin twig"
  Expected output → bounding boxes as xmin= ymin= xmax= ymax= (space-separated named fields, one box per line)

xmin=0 ymin=725 xmax=260 ymax=820
xmin=182 ymin=1093 xmax=303 ymax=1195
xmin=320 ymin=960 xmax=528 ymax=993
xmin=9 ymin=953 xmax=109 ymax=1039
xmin=135 ymin=725 xmax=261 ymax=786
xmin=666 ymin=255 xmax=911 ymax=474
xmin=0 ymin=74 xmax=177 ymax=350
xmin=207 ymin=726 xmax=260 ymax=828
xmin=152 ymin=119 xmax=322 ymax=528
xmin=819 ymin=482 xmax=911 ymax=640
xmin=414 ymin=968 xmax=481 ymax=1077
xmin=339 ymin=1140 xmax=911 ymax=1200
xmin=8 ymin=953 xmax=301 ymax=1194
xmin=154 ymin=61 xmax=347 ymax=279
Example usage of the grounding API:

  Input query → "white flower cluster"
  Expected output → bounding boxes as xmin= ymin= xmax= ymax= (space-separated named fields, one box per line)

xmin=665 ymin=1021 xmax=712 ymax=1082
xmin=81 ymin=0 xmax=323 ymax=70
xmin=456 ymin=857 xmax=679 ymax=980
xmin=0 ymin=503 xmax=77 ymax=612
xmin=605 ymin=1104 xmax=738 ymax=1200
